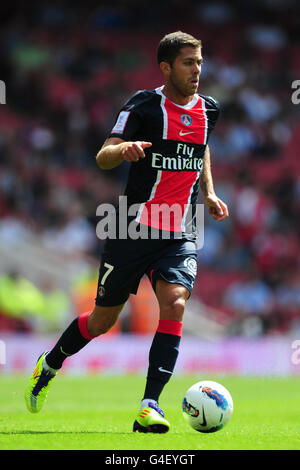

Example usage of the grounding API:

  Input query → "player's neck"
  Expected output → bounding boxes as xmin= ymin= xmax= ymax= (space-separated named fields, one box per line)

xmin=161 ymin=84 xmax=194 ymax=106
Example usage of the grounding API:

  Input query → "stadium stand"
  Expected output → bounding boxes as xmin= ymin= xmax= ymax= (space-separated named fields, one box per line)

xmin=0 ymin=0 xmax=299 ymax=336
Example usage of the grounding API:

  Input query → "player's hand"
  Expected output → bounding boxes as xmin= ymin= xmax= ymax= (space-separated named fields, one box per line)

xmin=121 ymin=141 xmax=152 ymax=162
xmin=204 ymin=194 xmax=229 ymax=221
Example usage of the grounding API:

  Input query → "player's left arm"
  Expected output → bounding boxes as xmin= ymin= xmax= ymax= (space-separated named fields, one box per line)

xmin=200 ymin=146 xmax=229 ymax=222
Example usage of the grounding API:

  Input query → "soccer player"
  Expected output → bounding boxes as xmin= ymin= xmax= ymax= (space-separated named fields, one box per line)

xmin=25 ymin=31 xmax=229 ymax=433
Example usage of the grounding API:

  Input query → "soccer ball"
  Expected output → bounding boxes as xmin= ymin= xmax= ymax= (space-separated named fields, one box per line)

xmin=182 ymin=380 xmax=233 ymax=433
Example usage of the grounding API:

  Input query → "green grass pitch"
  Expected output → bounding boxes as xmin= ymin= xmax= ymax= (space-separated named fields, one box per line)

xmin=0 ymin=374 xmax=300 ymax=450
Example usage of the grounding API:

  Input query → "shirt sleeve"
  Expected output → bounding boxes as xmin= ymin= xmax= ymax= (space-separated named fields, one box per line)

xmin=203 ymin=95 xmax=220 ymax=141
xmin=109 ymin=91 xmax=144 ymax=140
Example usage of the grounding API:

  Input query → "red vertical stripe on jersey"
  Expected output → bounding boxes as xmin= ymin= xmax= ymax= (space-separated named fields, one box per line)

xmin=138 ymin=92 xmax=207 ymax=232
xmin=163 ymin=96 xmax=207 ymax=144
xmin=139 ymin=170 xmax=199 ymax=231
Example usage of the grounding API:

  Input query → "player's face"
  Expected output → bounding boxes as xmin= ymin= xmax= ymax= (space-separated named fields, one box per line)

xmin=169 ymin=46 xmax=203 ymax=98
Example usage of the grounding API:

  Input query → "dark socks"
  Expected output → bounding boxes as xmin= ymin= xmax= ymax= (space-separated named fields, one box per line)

xmin=143 ymin=320 xmax=182 ymax=403
xmin=45 ymin=312 xmax=94 ymax=370
xmin=44 ymin=314 xmax=182 ymax=406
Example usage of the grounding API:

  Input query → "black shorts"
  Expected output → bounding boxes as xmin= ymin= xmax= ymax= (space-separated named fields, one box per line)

xmin=95 ymin=237 xmax=198 ymax=307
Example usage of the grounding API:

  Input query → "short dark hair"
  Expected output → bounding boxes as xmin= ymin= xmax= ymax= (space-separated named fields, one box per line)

xmin=157 ymin=31 xmax=202 ymax=66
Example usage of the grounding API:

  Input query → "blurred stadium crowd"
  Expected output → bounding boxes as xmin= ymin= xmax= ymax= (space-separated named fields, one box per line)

xmin=0 ymin=0 xmax=299 ymax=337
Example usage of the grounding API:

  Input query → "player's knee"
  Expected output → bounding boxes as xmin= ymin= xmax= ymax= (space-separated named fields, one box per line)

xmin=160 ymin=296 xmax=186 ymax=322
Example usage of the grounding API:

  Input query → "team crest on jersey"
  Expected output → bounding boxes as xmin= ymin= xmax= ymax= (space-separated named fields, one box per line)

xmin=181 ymin=114 xmax=193 ymax=127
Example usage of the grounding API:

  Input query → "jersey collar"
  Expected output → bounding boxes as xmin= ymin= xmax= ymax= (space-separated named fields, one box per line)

xmin=155 ymin=86 xmax=199 ymax=110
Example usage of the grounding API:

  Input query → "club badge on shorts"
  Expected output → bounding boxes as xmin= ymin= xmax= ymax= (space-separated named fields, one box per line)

xmin=184 ymin=257 xmax=197 ymax=277
xmin=98 ymin=285 xmax=106 ymax=298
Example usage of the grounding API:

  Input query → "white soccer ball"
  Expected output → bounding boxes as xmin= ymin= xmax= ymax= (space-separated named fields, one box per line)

xmin=182 ymin=380 xmax=233 ymax=433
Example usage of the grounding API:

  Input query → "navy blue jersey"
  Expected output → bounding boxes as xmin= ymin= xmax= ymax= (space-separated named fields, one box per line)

xmin=109 ymin=87 xmax=220 ymax=238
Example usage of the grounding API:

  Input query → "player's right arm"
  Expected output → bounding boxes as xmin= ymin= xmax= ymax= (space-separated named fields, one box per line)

xmin=96 ymin=90 xmax=154 ymax=170
xmin=96 ymin=138 xmax=152 ymax=170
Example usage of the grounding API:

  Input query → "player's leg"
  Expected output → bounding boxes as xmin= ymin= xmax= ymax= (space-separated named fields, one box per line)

xmin=44 ymin=303 xmax=124 ymax=369
xmin=143 ymin=279 xmax=188 ymax=400
xmin=25 ymin=304 xmax=124 ymax=413
xmin=25 ymin=233 xmax=145 ymax=414
xmin=133 ymin=280 xmax=189 ymax=433
xmin=133 ymin=238 xmax=197 ymax=433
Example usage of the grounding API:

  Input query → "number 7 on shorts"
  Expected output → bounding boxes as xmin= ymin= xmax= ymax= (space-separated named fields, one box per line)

xmin=100 ymin=262 xmax=114 ymax=286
